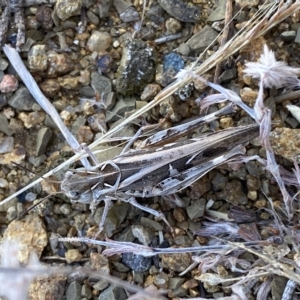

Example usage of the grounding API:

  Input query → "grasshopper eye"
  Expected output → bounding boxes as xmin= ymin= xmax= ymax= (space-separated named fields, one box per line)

xmin=65 ymin=171 xmax=75 ymax=179
xmin=68 ymin=190 xmax=80 ymax=199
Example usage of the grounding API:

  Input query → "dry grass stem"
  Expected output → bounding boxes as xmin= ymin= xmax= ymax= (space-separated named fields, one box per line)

xmin=213 ymin=0 xmax=233 ymax=83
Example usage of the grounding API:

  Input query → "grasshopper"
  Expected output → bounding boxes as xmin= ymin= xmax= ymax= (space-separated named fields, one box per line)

xmin=61 ymin=104 xmax=259 ymax=233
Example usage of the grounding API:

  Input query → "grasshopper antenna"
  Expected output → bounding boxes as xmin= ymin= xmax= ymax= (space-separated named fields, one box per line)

xmin=10 ymin=162 xmax=63 ymax=219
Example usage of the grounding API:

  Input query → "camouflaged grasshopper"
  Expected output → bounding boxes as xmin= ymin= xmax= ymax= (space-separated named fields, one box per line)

xmin=61 ymin=104 xmax=259 ymax=232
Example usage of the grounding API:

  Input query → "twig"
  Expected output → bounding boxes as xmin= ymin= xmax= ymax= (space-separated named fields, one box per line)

xmin=58 ymin=237 xmax=265 ymax=257
xmin=213 ymin=0 xmax=233 ymax=84
xmin=0 ymin=0 xmax=56 ymax=6
xmin=155 ymin=33 xmax=182 ymax=44
xmin=282 ymin=279 xmax=297 ymax=300
xmin=275 ymin=90 xmax=300 ymax=103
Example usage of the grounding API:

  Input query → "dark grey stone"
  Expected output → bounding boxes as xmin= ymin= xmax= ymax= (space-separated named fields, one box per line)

xmin=116 ymin=40 xmax=155 ymax=95
xmin=212 ymin=172 xmax=228 ymax=190
xmin=186 ymin=198 xmax=206 ymax=220
xmin=122 ymin=252 xmax=152 ymax=272
xmin=0 ymin=115 xmax=14 ymax=136
xmin=66 ymin=281 xmax=81 ymax=300
xmin=36 ymin=127 xmax=52 ymax=156
xmin=98 ymin=285 xmax=127 ymax=300
xmin=186 ymin=25 xmax=219 ymax=52
xmin=8 ymin=85 xmax=36 ymax=111
xmin=91 ymin=73 xmax=112 ymax=99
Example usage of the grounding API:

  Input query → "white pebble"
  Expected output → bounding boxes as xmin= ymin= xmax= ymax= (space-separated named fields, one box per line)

xmin=25 ymin=192 xmax=37 ymax=202
xmin=0 ymin=178 xmax=8 ymax=188
xmin=113 ymin=40 xmax=120 ymax=48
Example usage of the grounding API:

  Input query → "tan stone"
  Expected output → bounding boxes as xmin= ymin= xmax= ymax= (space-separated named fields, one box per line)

xmin=65 ymin=249 xmax=82 ymax=263
xmin=2 ymin=214 xmax=47 ymax=264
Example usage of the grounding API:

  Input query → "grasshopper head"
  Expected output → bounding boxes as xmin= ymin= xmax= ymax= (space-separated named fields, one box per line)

xmin=69 ymin=190 xmax=92 ymax=204
xmin=61 ymin=170 xmax=93 ymax=203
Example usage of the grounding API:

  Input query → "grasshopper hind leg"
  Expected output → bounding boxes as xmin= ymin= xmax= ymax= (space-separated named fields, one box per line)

xmin=127 ymin=197 xmax=173 ymax=233
xmin=92 ymin=198 xmax=113 ymax=237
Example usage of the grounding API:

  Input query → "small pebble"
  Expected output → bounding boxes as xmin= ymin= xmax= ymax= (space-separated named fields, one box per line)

xmin=65 ymin=249 xmax=83 ymax=263
xmin=132 ymin=225 xmax=153 ymax=245
xmin=96 ymin=54 xmax=113 ymax=74
xmin=173 ymin=208 xmax=186 ymax=223
xmin=66 ymin=281 xmax=82 ymax=300
xmin=0 ymin=178 xmax=8 ymax=188
xmin=140 ymin=84 xmax=161 ymax=101
xmin=177 ymin=43 xmax=191 ymax=56
xmin=60 ymin=203 xmax=72 ymax=215
xmin=165 ymin=18 xmax=182 ymax=34
xmin=28 ymin=45 xmax=48 ymax=72
xmin=47 ymin=51 xmax=74 ymax=77
xmin=98 ymin=285 xmax=127 ymax=300
xmin=93 ymin=280 xmax=109 ymax=291
xmin=39 ymin=79 xmax=61 ymax=98
xmin=0 ymin=74 xmax=18 ymax=93
xmin=153 ymin=272 xmax=169 ymax=289
xmin=113 ymin=40 xmax=120 ymax=48
xmin=0 ymin=58 xmax=9 ymax=70
xmin=87 ymin=31 xmax=111 ymax=52
xmin=6 ymin=206 xmax=17 ymax=221
xmin=120 ymin=6 xmax=140 ymax=22
xmin=81 ymin=284 xmax=92 ymax=299
xmin=36 ymin=5 xmax=54 ymax=30
xmin=122 ymin=252 xmax=152 ymax=272
xmin=0 ymin=137 xmax=14 ymax=154
xmin=186 ymin=199 xmax=206 ymax=220
xmin=8 ymin=85 xmax=36 ymax=111
xmin=55 ymin=0 xmax=82 ymax=21
xmin=161 ymin=252 xmax=192 ymax=272
xmin=186 ymin=25 xmax=218 ymax=52
xmin=90 ymin=252 xmax=110 ymax=274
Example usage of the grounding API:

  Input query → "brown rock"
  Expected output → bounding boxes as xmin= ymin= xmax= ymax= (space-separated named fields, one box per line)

xmin=28 ymin=274 xmax=67 ymax=300
xmin=165 ymin=18 xmax=182 ymax=34
xmin=18 ymin=111 xmax=45 ymax=128
xmin=173 ymin=208 xmax=186 ymax=223
xmin=240 ymin=87 xmax=260 ymax=107
xmin=189 ymin=175 xmax=211 ymax=199
xmin=90 ymin=252 xmax=110 ymax=274
xmin=36 ymin=5 xmax=54 ymax=30
xmin=270 ymin=127 xmax=300 ymax=162
xmin=140 ymin=84 xmax=161 ymax=101
xmin=39 ymin=79 xmax=61 ymax=98
xmin=55 ymin=0 xmax=82 ymax=21
xmin=47 ymin=51 xmax=74 ymax=77
xmin=2 ymin=214 xmax=47 ymax=264
xmin=182 ymin=279 xmax=198 ymax=289
xmin=216 ymin=180 xmax=248 ymax=205
xmin=65 ymin=249 xmax=82 ymax=263
xmin=220 ymin=117 xmax=233 ymax=129
xmin=0 ymin=74 xmax=18 ymax=93
xmin=77 ymin=126 xmax=94 ymax=144
xmin=28 ymin=45 xmax=48 ymax=72
xmin=0 ymin=147 xmax=26 ymax=165
xmin=161 ymin=252 xmax=192 ymax=272
xmin=57 ymin=75 xmax=79 ymax=89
